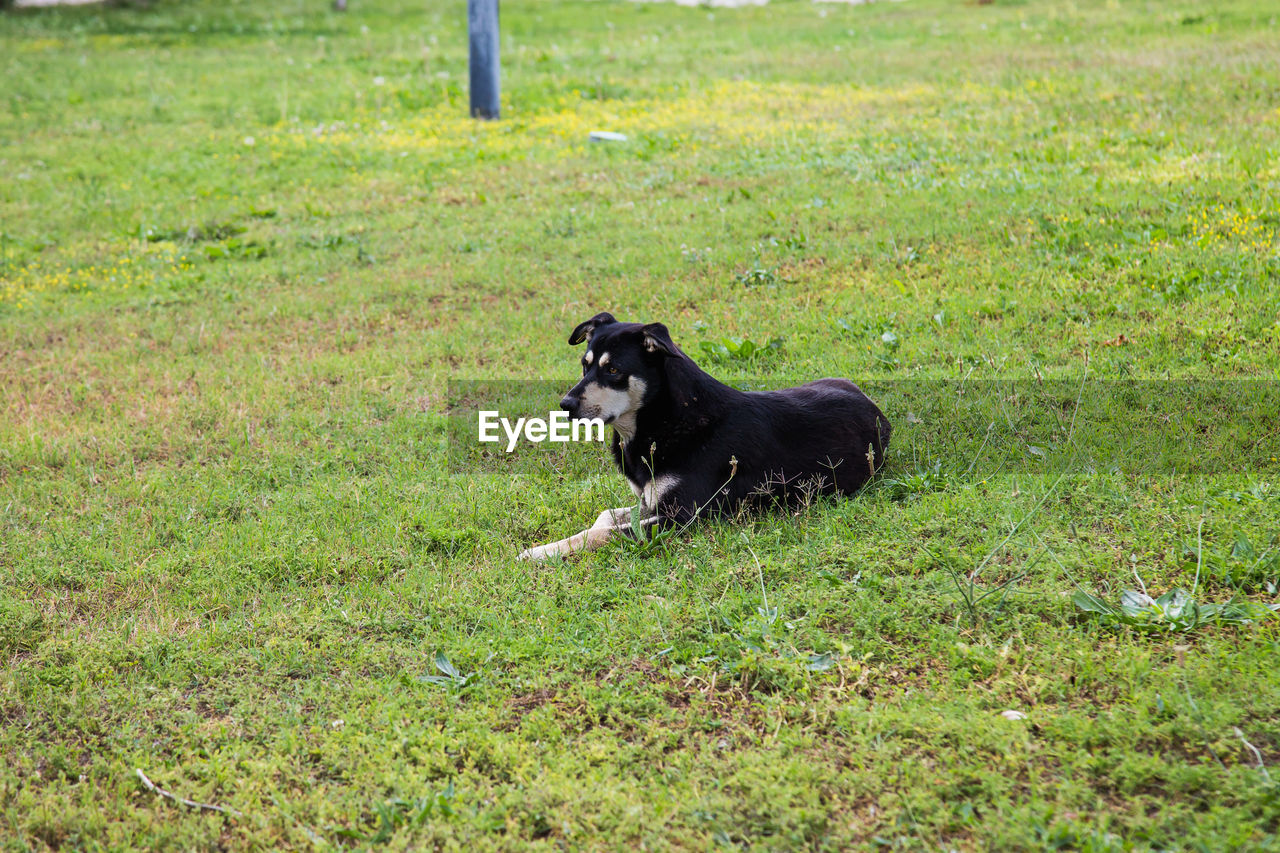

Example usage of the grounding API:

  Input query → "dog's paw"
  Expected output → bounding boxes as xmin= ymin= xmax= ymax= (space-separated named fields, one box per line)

xmin=518 ymin=545 xmax=552 ymax=562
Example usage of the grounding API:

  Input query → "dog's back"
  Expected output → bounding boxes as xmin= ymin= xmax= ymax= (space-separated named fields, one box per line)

xmin=786 ymin=377 xmax=893 ymax=473
xmin=695 ymin=377 xmax=890 ymax=508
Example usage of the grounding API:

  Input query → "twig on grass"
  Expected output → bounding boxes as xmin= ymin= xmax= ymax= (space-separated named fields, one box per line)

xmin=1234 ymin=727 xmax=1273 ymax=784
xmin=135 ymin=768 xmax=243 ymax=818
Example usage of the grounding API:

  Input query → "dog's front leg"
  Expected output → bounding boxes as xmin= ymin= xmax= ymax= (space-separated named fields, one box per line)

xmin=518 ymin=507 xmax=650 ymax=561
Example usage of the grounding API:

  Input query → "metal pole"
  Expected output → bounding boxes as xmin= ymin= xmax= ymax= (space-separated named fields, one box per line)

xmin=468 ymin=0 xmax=500 ymax=119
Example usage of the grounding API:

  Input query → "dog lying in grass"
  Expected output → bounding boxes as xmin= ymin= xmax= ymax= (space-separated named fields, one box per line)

xmin=519 ymin=312 xmax=891 ymax=561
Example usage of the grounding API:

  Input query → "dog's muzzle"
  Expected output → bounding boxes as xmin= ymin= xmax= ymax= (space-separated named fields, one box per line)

xmin=559 ymin=393 xmax=580 ymax=417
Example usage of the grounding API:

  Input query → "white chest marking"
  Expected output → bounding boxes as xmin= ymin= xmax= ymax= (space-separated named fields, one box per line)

xmin=627 ymin=474 xmax=680 ymax=513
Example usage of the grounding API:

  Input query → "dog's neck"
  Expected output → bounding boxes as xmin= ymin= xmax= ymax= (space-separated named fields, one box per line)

xmin=612 ymin=355 xmax=740 ymax=470
xmin=611 ymin=411 xmax=639 ymax=444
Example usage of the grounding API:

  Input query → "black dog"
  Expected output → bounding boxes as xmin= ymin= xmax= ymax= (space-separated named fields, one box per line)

xmin=518 ymin=312 xmax=891 ymax=560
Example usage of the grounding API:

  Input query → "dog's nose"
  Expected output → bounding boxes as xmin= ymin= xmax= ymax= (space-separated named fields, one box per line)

xmin=559 ymin=394 xmax=578 ymax=413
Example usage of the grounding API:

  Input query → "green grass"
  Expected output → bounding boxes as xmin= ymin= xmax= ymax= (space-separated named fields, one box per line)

xmin=2 ymin=0 xmax=1280 ymax=848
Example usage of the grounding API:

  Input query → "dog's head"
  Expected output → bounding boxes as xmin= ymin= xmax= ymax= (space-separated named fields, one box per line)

xmin=558 ymin=311 xmax=680 ymax=440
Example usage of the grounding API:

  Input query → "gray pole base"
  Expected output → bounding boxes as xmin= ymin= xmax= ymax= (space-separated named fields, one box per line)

xmin=468 ymin=0 xmax=500 ymax=120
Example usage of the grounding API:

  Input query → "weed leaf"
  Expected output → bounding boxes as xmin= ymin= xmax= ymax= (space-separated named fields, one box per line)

xmin=435 ymin=652 xmax=461 ymax=679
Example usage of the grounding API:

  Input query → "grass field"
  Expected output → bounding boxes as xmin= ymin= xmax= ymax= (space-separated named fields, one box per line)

xmin=3 ymin=0 xmax=1280 ymax=848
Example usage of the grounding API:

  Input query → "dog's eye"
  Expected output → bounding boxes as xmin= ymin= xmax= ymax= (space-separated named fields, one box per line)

xmin=607 ymin=366 xmax=620 ymax=375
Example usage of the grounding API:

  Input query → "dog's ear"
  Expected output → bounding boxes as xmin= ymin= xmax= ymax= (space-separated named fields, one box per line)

xmin=568 ymin=312 xmax=617 ymax=345
xmin=641 ymin=323 xmax=678 ymax=358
